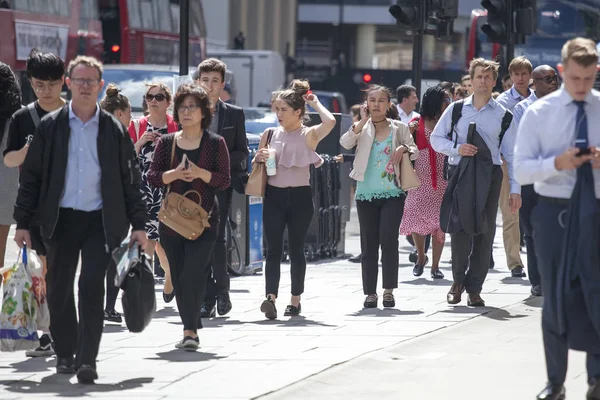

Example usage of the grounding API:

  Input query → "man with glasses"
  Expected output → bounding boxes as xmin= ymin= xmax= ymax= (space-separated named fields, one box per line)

xmin=512 ymin=65 xmax=559 ymax=298
xmin=3 ymin=49 xmax=66 ymax=358
xmin=13 ymin=55 xmax=148 ymax=384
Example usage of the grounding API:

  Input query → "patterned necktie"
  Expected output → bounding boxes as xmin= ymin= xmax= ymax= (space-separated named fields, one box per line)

xmin=574 ymin=101 xmax=589 ymax=150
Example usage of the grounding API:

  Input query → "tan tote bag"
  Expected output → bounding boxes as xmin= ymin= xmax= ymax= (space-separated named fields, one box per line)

xmin=245 ymin=128 xmax=275 ymax=197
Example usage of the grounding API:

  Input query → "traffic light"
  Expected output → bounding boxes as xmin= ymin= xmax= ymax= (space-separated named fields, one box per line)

xmin=514 ymin=0 xmax=536 ymax=35
xmin=389 ymin=0 xmax=425 ymax=31
xmin=362 ymin=73 xmax=372 ymax=83
xmin=429 ymin=0 xmax=459 ymax=37
xmin=480 ymin=0 xmax=509 ymax=45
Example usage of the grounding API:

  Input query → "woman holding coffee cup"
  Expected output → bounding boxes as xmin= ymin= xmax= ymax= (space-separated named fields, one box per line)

xmin=253 ymin=80 xmax=336 ymax=319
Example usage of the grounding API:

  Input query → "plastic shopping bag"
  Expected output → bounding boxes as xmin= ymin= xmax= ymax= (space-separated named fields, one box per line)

xmin=0 ymin=248 xmax=39 ymax=351
xmin=120 ymin=246 xmax=156 ymax=333
xmin=28 ymin=252 xmax=50 ymax=332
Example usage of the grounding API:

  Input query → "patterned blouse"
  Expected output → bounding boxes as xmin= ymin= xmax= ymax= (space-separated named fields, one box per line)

xmin=355 ymin=129 xmax=404 ymax=201
xmin=147 ymin=131 xmax=231 ymax=236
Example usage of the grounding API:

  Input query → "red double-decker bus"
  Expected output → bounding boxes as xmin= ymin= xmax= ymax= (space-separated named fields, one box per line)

xmin=466 ymin=0 xmax=600 ymax=69
xmin=0 ymin=0 xmax=103 ymax=72
xmin=99 ymin=0 xmax=206 ymax=66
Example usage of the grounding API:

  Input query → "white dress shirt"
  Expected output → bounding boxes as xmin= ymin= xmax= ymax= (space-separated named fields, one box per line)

xmin=431 ymin=94 xmax=520 ymax=194
xmin=397 ymin=105 xmax=419 ymax=124
xmin=514 ymin=87 xmax=600 ymax=199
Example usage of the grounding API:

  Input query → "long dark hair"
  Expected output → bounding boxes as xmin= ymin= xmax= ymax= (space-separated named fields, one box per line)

xmin=419 ymin=86 xmax=448 ymax=120
xmin=0 ymin=62 xmax=22 ymax=121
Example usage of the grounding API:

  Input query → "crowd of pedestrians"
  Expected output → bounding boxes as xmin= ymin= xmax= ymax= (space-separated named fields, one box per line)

xmin=0 ymin=36 xmax=599 ymax=398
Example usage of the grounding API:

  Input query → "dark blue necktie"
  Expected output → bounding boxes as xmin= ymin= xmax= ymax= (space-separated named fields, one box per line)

xmin=574 ymin=101 xmax=589 ymax=150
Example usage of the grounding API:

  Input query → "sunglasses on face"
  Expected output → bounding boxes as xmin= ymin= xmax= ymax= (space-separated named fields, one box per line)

xmin=145 ymin=93 xmax=167 ymax=102
xmin=535 ymin=75 xmax=559 ymax=84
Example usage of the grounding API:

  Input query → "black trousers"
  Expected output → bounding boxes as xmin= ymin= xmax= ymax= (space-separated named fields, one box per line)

xmin=450 ymin=166 xmax=502 ymax=294
xmin=45 ymin=208 xmax=111 ymax=369
xmin=105 ymin=260 xmax=119 ymax=312
xmin=160 ymin=228 xmax=216 ymax=332
xmin=532 ymin=200 xmax=600 ymax=385
xmin=356 ymin=195 xmax=405 ymax=295
xmin=205 ymin=188 xmax=232 ymax=303
xmin=263 ymin=185 xmax=314 ymax=297
xmin=520 ymin=184 xmax=540 ymax=287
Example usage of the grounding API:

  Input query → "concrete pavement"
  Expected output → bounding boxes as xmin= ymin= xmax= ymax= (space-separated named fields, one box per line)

xmin=0 ymin=210 xmax=563 ymax=399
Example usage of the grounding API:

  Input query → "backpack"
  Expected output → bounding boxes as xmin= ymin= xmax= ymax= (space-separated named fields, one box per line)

xmin=442 ymin=100 xmax=513 ymax=180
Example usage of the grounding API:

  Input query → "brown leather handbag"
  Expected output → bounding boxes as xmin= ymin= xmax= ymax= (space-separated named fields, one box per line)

xmin=245 ymin=128 xmax=274 ymax=197
xmin=158 ymin=133 xmax=211 ymax=240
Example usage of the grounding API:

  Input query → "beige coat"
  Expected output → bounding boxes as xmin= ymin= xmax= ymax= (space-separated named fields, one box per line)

xmin=340 ymin=118 xmax=419 ymax=187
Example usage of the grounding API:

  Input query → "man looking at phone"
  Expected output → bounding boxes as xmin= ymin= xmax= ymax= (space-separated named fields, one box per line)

xmin=515 ymin=37 xmax=600 ymax=400
xmin=3 ymin=48 xmax=66 ymax=358
xmin=196 ymin=58 xmax=248 ymax=318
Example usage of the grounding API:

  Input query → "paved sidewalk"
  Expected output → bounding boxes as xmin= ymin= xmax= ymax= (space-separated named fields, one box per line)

xmin=0 ymin=212 xmax=542 ymax=399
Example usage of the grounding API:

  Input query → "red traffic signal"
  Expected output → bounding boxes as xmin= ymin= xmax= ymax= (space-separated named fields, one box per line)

xmin=363 ymin=73 xmax=372 ymax=83
xmin=111 ymin=45 xmax=120 ymax=53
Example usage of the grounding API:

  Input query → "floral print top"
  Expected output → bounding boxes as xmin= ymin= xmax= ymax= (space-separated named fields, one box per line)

xmin=355 ymin=129 xmax=404 ymax=201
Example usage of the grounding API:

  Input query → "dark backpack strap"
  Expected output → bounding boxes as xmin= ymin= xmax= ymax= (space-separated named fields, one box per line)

xmin=449 ymin=100 xmax=464 ymax=147
xmin=498 ymin=110 xmax=513 ymax=147
xmin=27 ymin=102 xmax=41 ymax=128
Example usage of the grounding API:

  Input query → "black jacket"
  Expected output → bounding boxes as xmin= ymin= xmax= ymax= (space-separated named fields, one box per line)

xmin=14 ymin=105 xmax=147 ymax=251
xmin=440 ymin=127 xmax=494 ymax=235
xmin=214 ymin=101 xmax=248 ymax=192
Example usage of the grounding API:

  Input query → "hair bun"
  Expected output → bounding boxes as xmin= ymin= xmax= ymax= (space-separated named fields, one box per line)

xmin=289 ymin=79 xmax=310 ymax=96
xmin=105 ymin=83 xmax=120 ymax=97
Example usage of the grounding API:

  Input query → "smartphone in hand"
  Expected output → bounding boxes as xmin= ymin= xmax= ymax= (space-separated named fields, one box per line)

xmin=181 ymin=153 xmax=192 ymax=170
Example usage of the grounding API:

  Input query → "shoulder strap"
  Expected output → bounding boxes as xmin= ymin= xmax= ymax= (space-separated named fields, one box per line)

xmin=449 ymin=100 xmax=463 ymax=148
xmin=27 ymin=103 xmax=41 ymax=128
xmin=498 ymin=110 xmax=513 ymax=146
xmin=169 ymin=132 xmax=178 ymax=169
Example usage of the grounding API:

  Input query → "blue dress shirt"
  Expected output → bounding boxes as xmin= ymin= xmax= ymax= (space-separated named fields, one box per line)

xmin=59 ymin=102 xmax=103 ymax=211
xmin=514 ymin=87 xmax=600 ymax=199
xmin=496 ymin=86 xmax=532 ymax=111
xmin=513 ymin=92 xmax=538 ymax=126
xmin=430 ymin=94 xmax=520 ymax=194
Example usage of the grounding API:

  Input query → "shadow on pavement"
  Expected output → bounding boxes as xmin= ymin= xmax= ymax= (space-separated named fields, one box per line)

xmin=103 ymin=325 xmax=128 ymax=334
xmin=0 ymin=376 xmax=153 ymax=395
xmin=347 ymin=309 xmax=423 ymax=318
xmin=147 ymin=350 xmax=224 ymax=363
xmin=400 ymin=277 xmax=453 ymax=286
xmin=152 ymin=306 xmax=180 ymax=320
xmin=523 ymin=296 xmax=543 ymax=308
xmin=500 ymin=277 xmax=531 ymax=286
xmin=1 ymin=357 xmax=54 ymax=373
xmin=483 ymin=307 xmax=528 ymax=321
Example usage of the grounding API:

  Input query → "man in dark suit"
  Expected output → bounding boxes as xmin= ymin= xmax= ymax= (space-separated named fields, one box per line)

xmin=196 ymin=58 xmax=248 ymax=317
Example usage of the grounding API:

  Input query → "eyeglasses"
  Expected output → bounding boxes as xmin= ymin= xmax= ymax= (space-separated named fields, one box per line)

xmin=534 ymin=75 xmax=559 ymax=84
xmin=177 ymin=104 xmax=201 ymax=113
xmin=32 ymin=81 xmax=62 ymax=93
xmin=70 ymin=77 xmax=100 ymax=87
xmin=145 ymin=93 xmax=167 ymax=102
xmin=444 ymin=97 xmax=452 ymax=103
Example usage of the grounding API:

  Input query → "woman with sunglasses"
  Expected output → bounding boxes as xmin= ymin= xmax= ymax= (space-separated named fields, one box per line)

xmin=128 ymin=83 xmax=179 ymax=303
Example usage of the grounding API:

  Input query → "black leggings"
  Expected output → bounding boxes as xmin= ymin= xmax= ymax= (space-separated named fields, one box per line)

xmin=105 ymin=260 xmax=119 ymax=312
xmin=356 ymin=195 xmax=405 ymax=294
xmin=160 ymin=228 xmax=216 ymax=332
xmin=263 ymin=185 xmax=314 ymax=297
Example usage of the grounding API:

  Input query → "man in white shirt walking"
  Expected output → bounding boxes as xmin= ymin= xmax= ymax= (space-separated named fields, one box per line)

xmin=396 ymin=85 xmax=419 ymax=124
xmin=515 ymin=37 xmax=600 ymax=400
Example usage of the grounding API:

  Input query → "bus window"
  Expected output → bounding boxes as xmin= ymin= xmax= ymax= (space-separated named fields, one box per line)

xmin=127 ymin=0 xmax=143 ymax=29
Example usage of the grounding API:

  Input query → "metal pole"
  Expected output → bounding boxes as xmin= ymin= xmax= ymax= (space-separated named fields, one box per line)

xmin=179 ymin=0 xmax=190 ymax=76
xmin=412 ymin=31 xmax=423 ymax=101
xmin=505 ymin=0 xmax=514 ymax=69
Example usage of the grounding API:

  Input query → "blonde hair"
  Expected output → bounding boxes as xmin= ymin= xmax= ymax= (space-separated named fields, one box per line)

xmin=469 ymin=58 xmax=500 ymax=80
xmin=561 ymin=37 xmax=599 ymax=67
xmin=67 ymin=55 xmax=103 ymax=79
xmin=509 ymin=56 xmax=533 ymax=74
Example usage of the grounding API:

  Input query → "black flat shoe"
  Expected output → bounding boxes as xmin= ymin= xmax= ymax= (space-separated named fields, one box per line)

xmin=216 ymin=291 xmax=232 ymax=316
xmin=260 ymin=296 xmax=277 ymax=320
xmin=284 ymin=304 xmax=301 ymax=316
xmin=363 ymin=294 xmax=378 ymax=308
xmin=536 ymin=383 xmax=565 ymax=400
xmin=511 ymin=266 xmax=527 ymax=277
xmin=199 ymin=302 xmax=216 ymax=318
xmin=163 ymin=290 xmax=175 ymax=303
xmin=382 ymin=293 xmax=395 ymax=308
xmin=76 ymin=365 xmax=98 ymax=384
xmin=431 ymin=268 xmax=444 ymax=279
xmin=56 ymin=356 xmax=75 ymax=374
xmin=412 ymin=263 xmax=424 ymax=277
